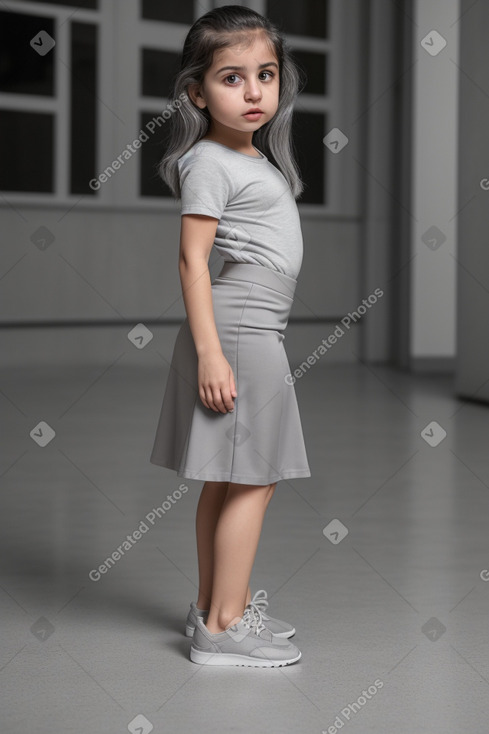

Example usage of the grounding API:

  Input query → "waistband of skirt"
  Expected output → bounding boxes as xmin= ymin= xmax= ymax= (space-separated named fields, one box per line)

xmin=214 ymin=262 xmax=297 ymax=299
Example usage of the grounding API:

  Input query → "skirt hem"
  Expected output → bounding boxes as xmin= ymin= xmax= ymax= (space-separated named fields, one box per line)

xmin=149 ymin=457 xmax=311 ymax=484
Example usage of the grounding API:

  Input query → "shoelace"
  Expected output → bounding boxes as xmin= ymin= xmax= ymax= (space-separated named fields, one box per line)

xmin=251 ymin=589 xmax=269 ymax=615
xmin=242 ymin=601 xmax=266 ymax=636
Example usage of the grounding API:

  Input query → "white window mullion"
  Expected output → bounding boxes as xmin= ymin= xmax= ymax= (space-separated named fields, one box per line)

xmin=0 ymin=94 xmax=56 ymax=112
xmin=111 ymin=0 xmax=140 ymax=207
xmin=195 ymin=0 xmax=213 ymax=14
xmin=95 ymin=0 xmax=116 ymax=207
xmin=55 ymin=12 xmax=69 ymax=198
xmin=241 ymin=0 xmax=265 ymax=13
xmin=139 ymin=20 xmax=192 ymax=48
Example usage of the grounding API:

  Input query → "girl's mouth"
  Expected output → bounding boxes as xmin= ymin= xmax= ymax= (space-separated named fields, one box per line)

xmin=243 ymin=112 xmax=263 ymax=121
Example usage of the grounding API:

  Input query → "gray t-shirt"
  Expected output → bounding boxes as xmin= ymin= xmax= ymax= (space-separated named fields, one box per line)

xmin=177 ymin=139 xmax=304 ymax=280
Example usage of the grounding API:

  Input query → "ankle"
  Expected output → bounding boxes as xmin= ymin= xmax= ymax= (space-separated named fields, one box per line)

xmin=196 ymin=592 xmax=211 ymax=611
xmin=205 ymin=610 xmax=243 ymax=634
xmin=204 ymin=620 xmax=226 ymax=634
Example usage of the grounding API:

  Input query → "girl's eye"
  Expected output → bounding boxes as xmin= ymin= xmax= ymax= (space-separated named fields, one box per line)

xmin=224 ymin=71 xmax=275 ymax=85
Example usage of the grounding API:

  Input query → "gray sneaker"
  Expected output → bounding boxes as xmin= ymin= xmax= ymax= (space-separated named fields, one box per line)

xmin=189 ymin=602 xmax=301 ymax=667
xmin=185 ymin=601 xmax=206 ymax=637
xmin=185 ymin=589 xmax=295 ymax=638
xmin=248 ymin=589 xmax=296 ymax=638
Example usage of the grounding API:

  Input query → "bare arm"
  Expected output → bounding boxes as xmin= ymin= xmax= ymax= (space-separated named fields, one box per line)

xmin=179 ymin=214 xmax=237 ymax=413
xmin=179 ymin=214 xmax=222 ymax=358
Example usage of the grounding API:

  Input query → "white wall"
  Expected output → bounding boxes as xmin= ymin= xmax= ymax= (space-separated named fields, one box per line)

xmin=454 ymin=0 xmax=489 ymax=401
xmin=410 ymin=0 xmax=459 ymax=363
xmin=0 ymin=205 xmax=361 ymax=367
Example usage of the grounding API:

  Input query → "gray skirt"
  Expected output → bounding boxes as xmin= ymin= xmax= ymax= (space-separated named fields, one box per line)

xmin=149 ymin=261 xmax=311 ymax=485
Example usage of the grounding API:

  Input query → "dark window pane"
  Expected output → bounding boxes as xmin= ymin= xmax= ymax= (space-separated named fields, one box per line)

xmin=266 ymin=0 xmax=328 ymax=39
xmin=18 ymin=0 xmax=97 ymax=8
xmin=293 ymin=111 xmax=325 ymax=205
xmin=139 ymin=112 xmax=173 ymax=197
xmin=0 ymin=110 xmax=54 ymax=192
xmin=141 ymin=48 xmax=181 ymax=98
xmin=292 ymin=50 xmax=327 ymax=95
xmin=0 ymin=11 xmax=55 ymax=96
xmin=70 ymin=22 xmax=97 ymax=195
xmin=141 ymin=0 xmax=194 ymax=24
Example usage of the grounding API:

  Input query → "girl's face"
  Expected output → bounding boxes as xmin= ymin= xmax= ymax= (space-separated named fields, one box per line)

xmin=191 ymin=31 xmax=280 ymax=138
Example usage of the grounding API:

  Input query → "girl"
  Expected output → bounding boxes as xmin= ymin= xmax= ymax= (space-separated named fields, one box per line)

xmin=150 ymin=5 xmax=310 ymax=667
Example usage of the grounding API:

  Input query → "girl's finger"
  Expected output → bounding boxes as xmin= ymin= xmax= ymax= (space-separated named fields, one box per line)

xmin=205 ymin=386 xmax=218 ymax=412
xmin=199 ymin=386 xmax=210 ymax=410
xmin=212 ymin=387 xmax=227 ymax=413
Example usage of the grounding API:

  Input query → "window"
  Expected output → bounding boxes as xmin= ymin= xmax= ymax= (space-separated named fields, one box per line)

xmin=292 ymin=50 xmax=328 ymax=96
xmin=293 ymin=110 xmax=326 ymax=205
xmin=266 ymin=0 xmax=329 ymax=205
xmin=140 ymin=0 xmax=194 ymax=25
xmin=265 ymin=0 xmax=328 ymax=39
xmin=0 ymin=109 xmax=54 ymax=193
xmin=139 ymin=111 xmax=172 ymax=198
xmin=0 ymin=4 xmax=99 ymax=199
xmin=141 ymin=49 xmax=181 ymax=99
xmin=0 ymin=11 xmax=55 ymax=96
xmin=0 ymin=0 xmax=361 ymax=214
xmin=70 ymin=21 xmax=97 ymax=195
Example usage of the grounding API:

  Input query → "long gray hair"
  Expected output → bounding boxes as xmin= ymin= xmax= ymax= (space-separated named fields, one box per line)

xmin=159 ymin=5 xmax=306 ymax=200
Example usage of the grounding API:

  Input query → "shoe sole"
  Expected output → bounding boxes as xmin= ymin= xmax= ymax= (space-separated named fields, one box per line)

xmin=190 ymin=646 xmax=301 ymax=667
xmin=185 ymin=623 xmax=295 ymax=639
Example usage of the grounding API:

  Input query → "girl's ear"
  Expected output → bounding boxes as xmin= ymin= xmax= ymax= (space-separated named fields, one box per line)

xmin=187 ymin=83 xmax=207 ymax=110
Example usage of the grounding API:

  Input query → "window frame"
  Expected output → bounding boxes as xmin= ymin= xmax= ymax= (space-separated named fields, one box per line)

xmin=0 ymin=0 xmax=362 ymax=216
xmin=0 ymin=0 xmax=102 ymax=205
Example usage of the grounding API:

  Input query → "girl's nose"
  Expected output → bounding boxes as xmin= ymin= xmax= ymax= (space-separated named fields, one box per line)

xmin=245 ymin=79 xmax=262 ymax=101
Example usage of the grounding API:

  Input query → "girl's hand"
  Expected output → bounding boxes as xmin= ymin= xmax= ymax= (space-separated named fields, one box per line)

xmin=198 ymin=352 xmax=237 ymax=413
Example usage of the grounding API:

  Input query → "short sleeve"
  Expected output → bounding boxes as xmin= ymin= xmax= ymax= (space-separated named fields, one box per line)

xmin=178 ymin=150 xmax=232 ymax=220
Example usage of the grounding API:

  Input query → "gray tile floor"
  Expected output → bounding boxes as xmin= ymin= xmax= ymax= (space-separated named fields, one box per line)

xmin=1 ymin=362 xmax=489 ymax=733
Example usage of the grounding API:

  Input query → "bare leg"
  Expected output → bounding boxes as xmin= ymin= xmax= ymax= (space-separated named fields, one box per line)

xmin=205 ymin=481 xmax=276 ymax=633
xmin=195 ymin=480 xmax=275 ymax=613
xmin=195 ymin=481 xmax=228 ymax=610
